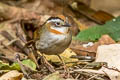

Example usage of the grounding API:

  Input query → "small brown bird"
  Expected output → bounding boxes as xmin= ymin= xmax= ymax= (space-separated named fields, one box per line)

xmin=21 ymin=15 xmax=72 ymax=72
xmin=34 ymin=15 xmax=72 ymax=55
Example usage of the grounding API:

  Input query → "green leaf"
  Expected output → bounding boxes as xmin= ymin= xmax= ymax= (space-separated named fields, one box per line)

xmin=0 ymin=59 xmax=36 ymax=71
xmin=11 ymin=59 xmax=36 ymax=71
xmin=22 ymin=59 xmax=36 ymax=70
xmin=0 ymin=61 xmax=11 ymax=70
xmin=10 ymin=62 xmax=21 ymax=71
xmin=75 ymin=16 xmax=120 ymax=41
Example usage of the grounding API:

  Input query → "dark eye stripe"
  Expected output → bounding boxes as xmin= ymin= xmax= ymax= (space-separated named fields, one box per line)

xmin=47 ymin=17 xmax=64 ymax=22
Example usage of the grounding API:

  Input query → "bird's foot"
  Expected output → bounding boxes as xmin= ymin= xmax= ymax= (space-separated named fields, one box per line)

xmin=41 ymin=55 xmax=55 ymax=73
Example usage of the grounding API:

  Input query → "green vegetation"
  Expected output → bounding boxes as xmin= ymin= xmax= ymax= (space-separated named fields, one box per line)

xmin=75 ymin=16 xmax=120 ymax=41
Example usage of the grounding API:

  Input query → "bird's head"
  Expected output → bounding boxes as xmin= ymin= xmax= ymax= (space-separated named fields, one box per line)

xmin=44 ymin=15 xmax=71 ymax=34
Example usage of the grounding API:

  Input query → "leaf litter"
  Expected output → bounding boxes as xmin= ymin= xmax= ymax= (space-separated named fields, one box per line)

xmin=0 ymin=0 xmax=120 ymax=80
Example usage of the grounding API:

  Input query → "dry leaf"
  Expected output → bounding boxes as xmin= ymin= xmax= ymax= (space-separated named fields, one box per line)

xmin=70 ymin=2 xmax=114 ymax=24
xmin=0 ymin=70 xmax=23 ymax=80
xmin=72 ymin=44 xmax=120 ymax=80
xmin=91 ymin=0 xmax=120 ymax=17
xmin=43 ymin=71 xmax=75 ymax=80
xmin=44 ymin=48 xmax=78 ymax=66
xmin=43 ymin=71 xmax=64 ymax=80
xmin=96 ymin=44 xmax=120 ymax=80
xmin=92 ymin=10 xmax=114 ymax=23
xmin=98 ymin=35 xmax=115 ymax=44
xmin=70 ymin=34 xmax=115 ymax=56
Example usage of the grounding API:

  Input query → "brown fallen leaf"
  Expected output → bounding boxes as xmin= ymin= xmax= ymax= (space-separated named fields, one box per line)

xmin=44 ymin=48 xmax=78 ymax=67
xmin=87 ymin=34 xmax=116 ymax=53
xmin=98 ymin=35 xmax=116 ymax=44
xmin=70 ymin=2 xmax=114 ymax=24
xmin=96 ymin=44 xmax=120 ymax=80
xmin=42 ymin=71 xmax=64 ymax=80
xmin=43 ymin=71 xmax=75 ymax=80
xmin=70 ymin=34 xmax=116 ymax=57
xmin=92 ymin=10 xmax=114 ymax=23
xmin=0 ymin=70 xmax=23 ymax=80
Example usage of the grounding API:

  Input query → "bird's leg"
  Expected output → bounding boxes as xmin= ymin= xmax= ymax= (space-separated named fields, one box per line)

xmin=57 ymin=55 xmax=70 ymax=75
xmin=41 ymin=54 xmax=55 ymax=73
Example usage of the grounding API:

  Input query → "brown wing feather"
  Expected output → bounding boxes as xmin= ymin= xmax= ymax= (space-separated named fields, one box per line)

xmin=33 ymin=26 xmax=43 ymax=40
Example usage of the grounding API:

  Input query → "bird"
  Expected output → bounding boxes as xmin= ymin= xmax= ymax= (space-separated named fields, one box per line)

xmin=34 ymin=15 xmax=72 ymax=55
xmin=21 ymin=15 xmax=72 ymax=72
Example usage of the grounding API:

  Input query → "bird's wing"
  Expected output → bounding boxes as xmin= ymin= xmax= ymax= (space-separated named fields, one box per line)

xmin=33 ymin=26 xmax=43 ymax=41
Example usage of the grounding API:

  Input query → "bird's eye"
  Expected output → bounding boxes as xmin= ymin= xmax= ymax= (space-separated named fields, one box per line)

xmin=56 ymin=22 xmax=60 ymax=26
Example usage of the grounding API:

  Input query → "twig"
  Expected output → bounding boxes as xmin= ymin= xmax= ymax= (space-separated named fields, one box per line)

xmin=103 ymin=65 xmax=120 ymax=73
xmin=74 ymin=71 xmax=105 ymax=80
xmin=70 ymin=55 xmax=95 ymax=62
xmin=0 ymin=31 xmax=29 ymax=55
xmin=7 ymin=39 xmax=19 ymax=46
xmin=0 ymin=56 xmax=14 ymax=63
xmin=1 ymin=42 xmax=15 ymax=53
xmin=70 ymin=47 xmax=96 ymax=54
xmin=87 ymin=74 xmax=99 ymax=80
xmin=15 ymin=23 xmax=27 ymax=43
xmin=75 ymin=73 xmax=80 ymax=79
xmin=0 ymin=31 xmax=39 ymax=68
xmin=15 ymin=54 xmax=30 ymax=78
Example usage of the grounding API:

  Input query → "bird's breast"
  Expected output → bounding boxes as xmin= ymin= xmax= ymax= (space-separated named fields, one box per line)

xmin=35 ymin=31 xmax=72 ymax=55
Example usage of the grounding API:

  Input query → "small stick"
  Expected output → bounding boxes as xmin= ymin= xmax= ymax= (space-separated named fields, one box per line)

xmin=70 ymin=55 xmax=95 ymax=62
xmin=1 ymin=42 xmax=14 ymax=53
xmin=15 ymin=54 xmax=30 ymax=78
xmin=70 ymin=47 xmax=96 ymax=54
xmin=75 ymin=73 xmax=80 ymax=79
xmin=15 ymin=24 xmax=27 ymax=43
xmin=0 ymin=31 xmax=29 ymax=55
xmin=0 ymin=56 xmax=14 ymax=63
xmin=87 ymin=74 xmax=99 ymax=80
xmin=0 ymin=31 xmax=39 ymax=68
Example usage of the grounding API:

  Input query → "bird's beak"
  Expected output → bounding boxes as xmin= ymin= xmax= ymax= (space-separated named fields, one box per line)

xmin=62 ymin=22 xmax=71 ymax=27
